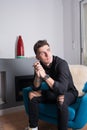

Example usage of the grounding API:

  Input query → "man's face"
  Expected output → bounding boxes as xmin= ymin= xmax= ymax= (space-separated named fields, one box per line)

xmin=36 ymin=45 xmax=53 ymax=66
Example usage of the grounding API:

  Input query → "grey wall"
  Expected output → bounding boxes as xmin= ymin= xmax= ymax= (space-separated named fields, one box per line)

xmin=0 ymin=58 xmax=36 ymax=109
xmin=63 ymin=0 xmax=81 ymax=64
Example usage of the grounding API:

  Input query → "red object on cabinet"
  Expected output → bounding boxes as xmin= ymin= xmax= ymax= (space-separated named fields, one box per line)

xmin=17 ymin=35 xmax=24 ymax=57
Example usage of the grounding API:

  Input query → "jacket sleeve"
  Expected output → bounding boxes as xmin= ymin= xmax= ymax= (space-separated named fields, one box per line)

xmin=52 ymin=61 xmax=71 ymax=94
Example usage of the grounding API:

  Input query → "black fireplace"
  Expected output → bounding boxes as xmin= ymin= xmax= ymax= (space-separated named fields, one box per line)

xmin=15 ymin=75 xmax=34 ymax=101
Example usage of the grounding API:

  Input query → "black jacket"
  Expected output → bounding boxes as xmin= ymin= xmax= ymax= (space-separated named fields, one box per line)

xmin=40 ymin=56 xmax=78 ymax=97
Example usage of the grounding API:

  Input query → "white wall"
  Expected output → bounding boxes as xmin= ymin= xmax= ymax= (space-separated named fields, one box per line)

xmin=0 ymin=0 xmax=64 ymax=58
xmin=63 ymin=0 xmax=81 ymax=64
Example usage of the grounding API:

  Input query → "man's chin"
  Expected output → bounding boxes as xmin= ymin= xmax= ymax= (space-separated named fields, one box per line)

xmin=45 ymin=61 xmax=52 ymax=66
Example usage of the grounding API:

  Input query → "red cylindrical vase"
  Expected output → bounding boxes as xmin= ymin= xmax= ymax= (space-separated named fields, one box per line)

xmin=17 ymin=35 xmax=24 ymax=58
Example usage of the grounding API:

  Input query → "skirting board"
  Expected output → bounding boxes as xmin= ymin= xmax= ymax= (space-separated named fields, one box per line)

xmin=0 ymin=105 xmax=25 ymax=116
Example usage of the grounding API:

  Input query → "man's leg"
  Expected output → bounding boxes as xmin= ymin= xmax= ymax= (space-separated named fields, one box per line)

xmin=27 ymin=91 xmax=42 ymax=130
xmin=57 ymin=95 xmax=68 ymax=130
xmin=57 ymin=93 xmax=76 ymax=130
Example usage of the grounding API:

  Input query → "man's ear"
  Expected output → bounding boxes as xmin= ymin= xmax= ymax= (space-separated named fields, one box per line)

xmin=36 ymin=55 xmax=39 ymax=60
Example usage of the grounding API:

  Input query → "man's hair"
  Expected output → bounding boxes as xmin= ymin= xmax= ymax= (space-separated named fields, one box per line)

xmin=33 ymin=40 xmax=49 ymax=54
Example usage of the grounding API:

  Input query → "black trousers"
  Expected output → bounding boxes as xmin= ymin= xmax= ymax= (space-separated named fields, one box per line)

xmin=28 ymin=90 xmax=77 ymax=130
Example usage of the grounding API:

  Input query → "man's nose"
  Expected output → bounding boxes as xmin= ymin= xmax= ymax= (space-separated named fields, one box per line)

xmin=45 ymin=52 xmax=49 ymax=57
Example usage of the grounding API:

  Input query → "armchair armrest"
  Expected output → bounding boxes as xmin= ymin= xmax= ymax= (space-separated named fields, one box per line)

xmin=72 ymin=93 xmax=87 ymax=128
xmin=23 ymin=86 xmax=33 ymax=114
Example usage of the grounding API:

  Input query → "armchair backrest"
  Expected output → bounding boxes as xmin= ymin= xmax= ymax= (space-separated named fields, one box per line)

xmin=69 ymin=65 xmax=87 ymax=96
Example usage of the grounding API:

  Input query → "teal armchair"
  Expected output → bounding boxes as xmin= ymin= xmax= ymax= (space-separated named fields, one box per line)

xmin=23 ymin=65 xmax=87 ymax=130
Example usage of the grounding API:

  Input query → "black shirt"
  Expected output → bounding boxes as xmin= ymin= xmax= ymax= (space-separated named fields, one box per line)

xmin=40 ymin=56 xmax=78 ymax=97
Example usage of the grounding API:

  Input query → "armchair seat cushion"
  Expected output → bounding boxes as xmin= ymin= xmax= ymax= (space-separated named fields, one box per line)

xmin=39 ymin=103 xmax=76 ymax=121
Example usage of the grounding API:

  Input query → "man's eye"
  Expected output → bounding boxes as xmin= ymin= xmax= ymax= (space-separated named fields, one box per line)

xmin=40 ymin=52 xmax=45 ymax=55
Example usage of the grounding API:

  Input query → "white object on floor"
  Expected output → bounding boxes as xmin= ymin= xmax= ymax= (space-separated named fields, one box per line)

xmin=24 ymin=126 xmax=38 ymax=130
xmin=29 ymin=127 xmax=38 ymax=130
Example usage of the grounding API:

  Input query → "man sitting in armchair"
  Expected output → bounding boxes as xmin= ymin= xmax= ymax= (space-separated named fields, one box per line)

xmin=26 ymin=40 xmax=78 ymax=130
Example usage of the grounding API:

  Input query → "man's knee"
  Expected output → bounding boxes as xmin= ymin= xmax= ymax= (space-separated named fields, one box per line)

xmin=29 ymin=91 xmax=42 ymax=100
xmin=29 ymin=92 xmax=35 ymax=100
xmin=57 ymin=95 xmax=64 ymax=105
xmin=57 ymin=95 xmax=68 ymax=112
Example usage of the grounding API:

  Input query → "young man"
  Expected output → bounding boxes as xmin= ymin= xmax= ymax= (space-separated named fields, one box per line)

xmin=27 ymin=40 xmax=78 ymax=130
